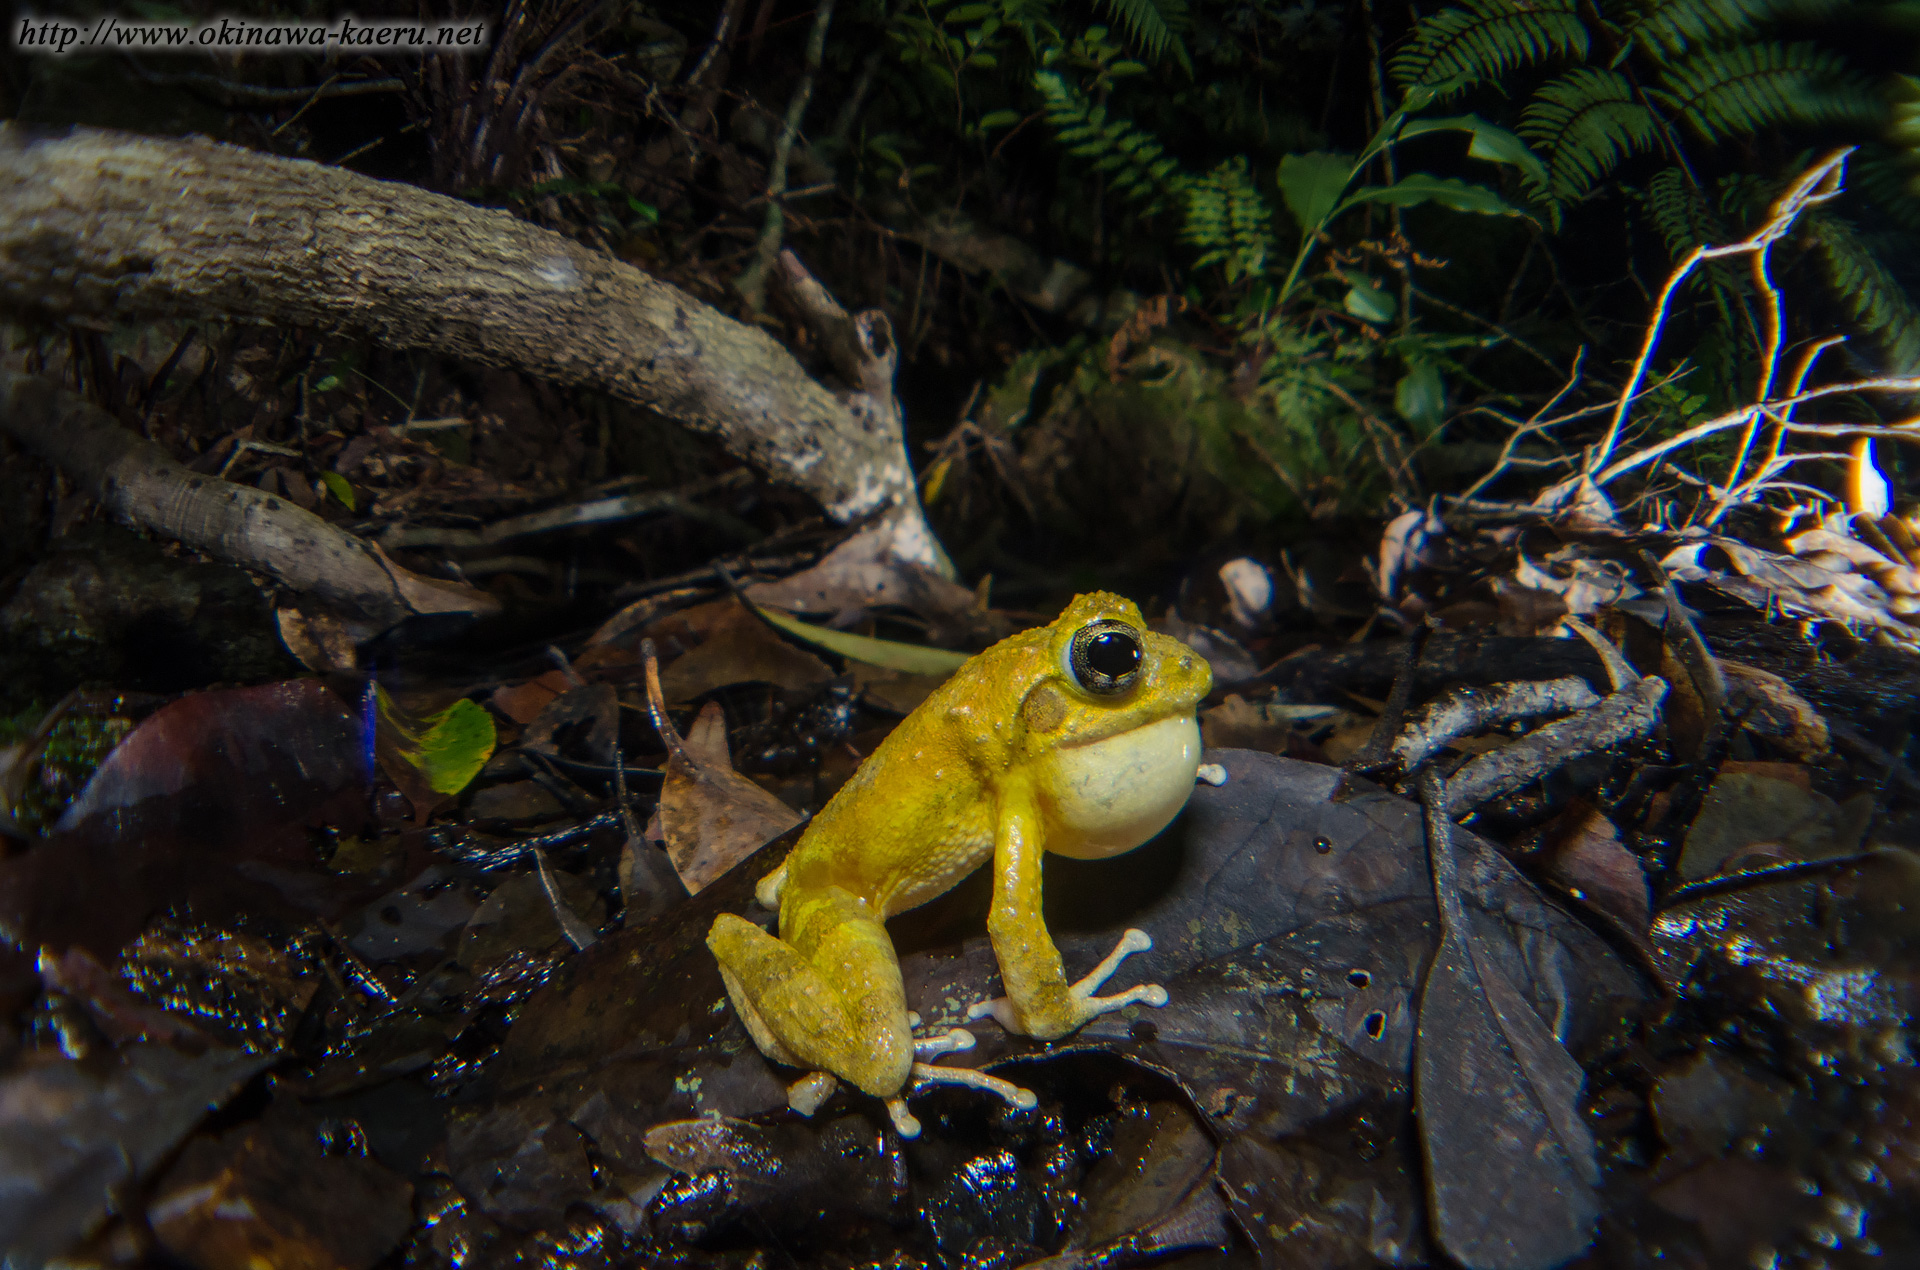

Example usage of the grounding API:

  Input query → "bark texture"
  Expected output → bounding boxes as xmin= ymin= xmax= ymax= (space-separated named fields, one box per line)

xmin=0 ymin=123 xmax=922 ymax=541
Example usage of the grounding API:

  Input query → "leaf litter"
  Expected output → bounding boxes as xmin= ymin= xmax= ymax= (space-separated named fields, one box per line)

xmin=4 ymin=540 xmax=1920 ymax=1270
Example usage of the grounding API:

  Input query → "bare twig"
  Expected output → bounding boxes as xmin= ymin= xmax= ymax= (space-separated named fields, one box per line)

xmin=1389 ymin=677 xmax=1602 ymax=773
xmin=1446 ymin=676 xmax=1668 ymax=816
xmin=1587 ymin=151 xmax=1852 ymax=480
xmin=737 ymin=0 xmax=837 ymax=311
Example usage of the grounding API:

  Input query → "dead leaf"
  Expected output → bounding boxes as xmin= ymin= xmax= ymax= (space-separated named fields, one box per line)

xmin=1720 ymin=660 xmax=1829 ymax=760
xmin=643 ymin=643 xmax=803 ymax=894
xmin=274 ymin=602 xmax=360 ymax=673
xmin=521 ymin=684 xmax=618 ymax=763
xmin=661 ymin=703 xmax=805 ymax=893
xmin=741 ymin=522 xmax=977 ymax=618
xmin=1523 ymin=800 xmax=1651 ymax=935
xmin=1492 ymin=575 xmax=1569 ymax=636
xmin=1414 ymin=774 xmax=1600 ymax=1270
xmin=1678 ymin=768 xmax=1872 ymax=880
xmin=0 ymin=681 xmax=372 ymax=958
xmin=657 ymin=606 xmax=833 ymax=700
xmin=490 ymin=670 xmax=572 ymax=727
xmin=848 ymin=663 xmax=950 ymax=714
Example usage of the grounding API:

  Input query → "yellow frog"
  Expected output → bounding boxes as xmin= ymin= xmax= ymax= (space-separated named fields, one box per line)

xmin=708 ymin=592 xmax=1212 ymax=1135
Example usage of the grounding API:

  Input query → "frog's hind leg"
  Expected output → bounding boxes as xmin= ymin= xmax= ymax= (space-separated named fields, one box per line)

xmin=706 ymin=889 xmax=914 ymax=1100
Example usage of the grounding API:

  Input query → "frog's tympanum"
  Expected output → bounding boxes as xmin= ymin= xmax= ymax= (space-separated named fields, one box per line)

xmin=708 ymin=593 xmax=1212 ymax=1135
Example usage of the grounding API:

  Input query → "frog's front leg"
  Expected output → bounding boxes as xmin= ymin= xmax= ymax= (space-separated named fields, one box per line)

xmin=966 ymin=789 xmax=1169 ymax=1040
xmin=707 ymin=887 xmax=915 ymax=1098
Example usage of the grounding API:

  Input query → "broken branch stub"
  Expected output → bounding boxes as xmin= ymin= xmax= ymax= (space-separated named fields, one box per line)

xmin=0 ymin=123 xmax=942 ymax=574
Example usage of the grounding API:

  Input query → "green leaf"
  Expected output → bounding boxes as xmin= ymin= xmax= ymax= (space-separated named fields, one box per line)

xmin=1398 ymin=114 xmax=1550 ymax=191
xmin=1345 ymin=276 xmax=1397 ymax=323
xmin=945 ymin=2 xmax=991 ymax=21
xmin=1277 ymin=151 xmax=1355 ymax=238
xmin=319 ymin=470 xmax=357 ymax=510
xmin=627 ymin=196 xmax=660 ymax=223
xmin=373 ymin=685 xmax=496 ymax=798
xmin=1396 ymin=358 xmax=1448 ymax=431
xmin=312 ymin=374 xmax=340 ymax=393
xmin=979 ymin=109 xmax=1022 ymax=130
xmin=1339 ymin=174 xmax=1521 ymax=216
xmin=754 ymin=605 xmax=971 ymax=675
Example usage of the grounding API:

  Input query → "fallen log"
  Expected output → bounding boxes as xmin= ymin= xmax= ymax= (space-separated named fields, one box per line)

xmin=0 ymin=123 xmax=943 ymax=585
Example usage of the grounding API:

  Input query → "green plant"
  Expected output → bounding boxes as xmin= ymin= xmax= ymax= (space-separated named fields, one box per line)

xmin=1393 ymin=0 xmax=1881 ymax=214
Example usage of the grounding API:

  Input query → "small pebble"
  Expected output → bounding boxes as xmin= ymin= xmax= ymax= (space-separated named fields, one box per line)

xmin=1196 ymin=763 xmax=1228 ymax=786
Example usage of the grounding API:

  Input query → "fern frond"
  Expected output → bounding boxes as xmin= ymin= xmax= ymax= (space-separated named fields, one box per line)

xmin=1182 ymin=157 xmax=1275 ymax=283
xmin=1850 ymin=146 xmax=1920 ymax=236
xmin=1098 ymin=0 xmax=1191 ymax=71
xmin=1641 ymin=165 xmax=1724 ymax=257
xmin=1518 ymin=68 xmax=1661 ymax=203
xmin=1617 ymin=0 xmax=1786 ymax=62
xmin=1806 ymin=212 xmax=1920 ymax=371
xmin=1388 ymin=0 xmax=1587 ymax=97
xmin=1655 ymin=43 xmax=1881 ymax=144
xmin=1035 ymin=70 xmax=1183 ymax=206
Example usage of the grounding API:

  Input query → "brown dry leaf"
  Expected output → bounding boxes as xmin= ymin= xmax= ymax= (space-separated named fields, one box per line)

xmin=1202 ymin=695 xmax=1288 ymax=751
xmin=741 ymin=522 xmax=978 ymax=618
xmin=1720 ymin=661 xmax=1829 ymax=761
xmin=1658 ymin=641 xmax=1712 ymax=761
xmin=274 ymin=603 xmax=359 ymax=673
xmin=1319 ymin=714 xmax=1381 ymax=766
xmin=661 ymin=702 xmax=805 ymax=892
xmin=1526 ymin=800 xmax=1651 ymax=935
xmin=1200 ymin=695 xmax=1346 ymax=753
xmin=491 ymin=670 xmax=573 ymax=727
xmin=1677 ymin=767 xmax=1872 ymax=880
xmin=522 ymin=684 xmax=619 ymax=763
xmin=642 ymin=645 xmax=804 ymax=894
xmin=849 ymin=663 xmax=950 ymax=714
xmin=1492 ymin=576 xmax=1569 ymax=636
xmin=657 ymin=605 xmax=832 ymax=701
xmin=683 ymin=700 xmax=733 ymax=767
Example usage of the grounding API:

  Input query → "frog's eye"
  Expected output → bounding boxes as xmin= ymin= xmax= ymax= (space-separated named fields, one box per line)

xmin=1070 ymin=620 xmax=1143 ymax=695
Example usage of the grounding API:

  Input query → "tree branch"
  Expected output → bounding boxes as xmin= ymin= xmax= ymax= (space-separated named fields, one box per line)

xmin=0 ymin=123 xmax=936 ymax=565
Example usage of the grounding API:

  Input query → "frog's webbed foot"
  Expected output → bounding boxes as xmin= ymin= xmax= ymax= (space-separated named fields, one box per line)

xmin=966 ymin=928 xmax=1169 ymax=1035
xmin=888 ymin=1062 xmax=1039 ymax=1138
xmin=879 ymin=1026 xmax=1038 ymax=1138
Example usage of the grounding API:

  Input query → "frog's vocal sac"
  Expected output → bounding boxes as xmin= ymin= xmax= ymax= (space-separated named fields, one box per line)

xmin=707 ymin=592 xmax=1212 ymax=1135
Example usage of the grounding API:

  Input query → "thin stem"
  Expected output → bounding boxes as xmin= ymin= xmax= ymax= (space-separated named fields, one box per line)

xmin=738 ymin=0 xmax=838 ymax=313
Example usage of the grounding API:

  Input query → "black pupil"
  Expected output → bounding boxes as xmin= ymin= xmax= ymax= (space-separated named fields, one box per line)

xmin=1086 ymin=630 xmax=1141 ymax=680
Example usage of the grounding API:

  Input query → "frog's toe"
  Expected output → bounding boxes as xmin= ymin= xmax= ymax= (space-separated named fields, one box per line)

xmin=1068 ymin=928 xmax=1160 ymax=1000
xmin=913 ymin=1027 xmax=976 ymax=1060
xmin=1066 ymin=928 xmax=1169 ymax=1020
xmin=885 ymin=1097 xmax=922 ymax=1138
xmin=787 ymin=1071 xmax=838 ymax=1116
xmin=909 ymin=1061 xmax=1039 ymax=1112
xmin=965 ymin=995 xmax=1022 ymax=1032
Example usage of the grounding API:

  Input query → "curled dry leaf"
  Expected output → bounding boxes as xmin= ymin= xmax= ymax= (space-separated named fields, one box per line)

xmin=644 ymin=641 xmax=803 ymax=893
